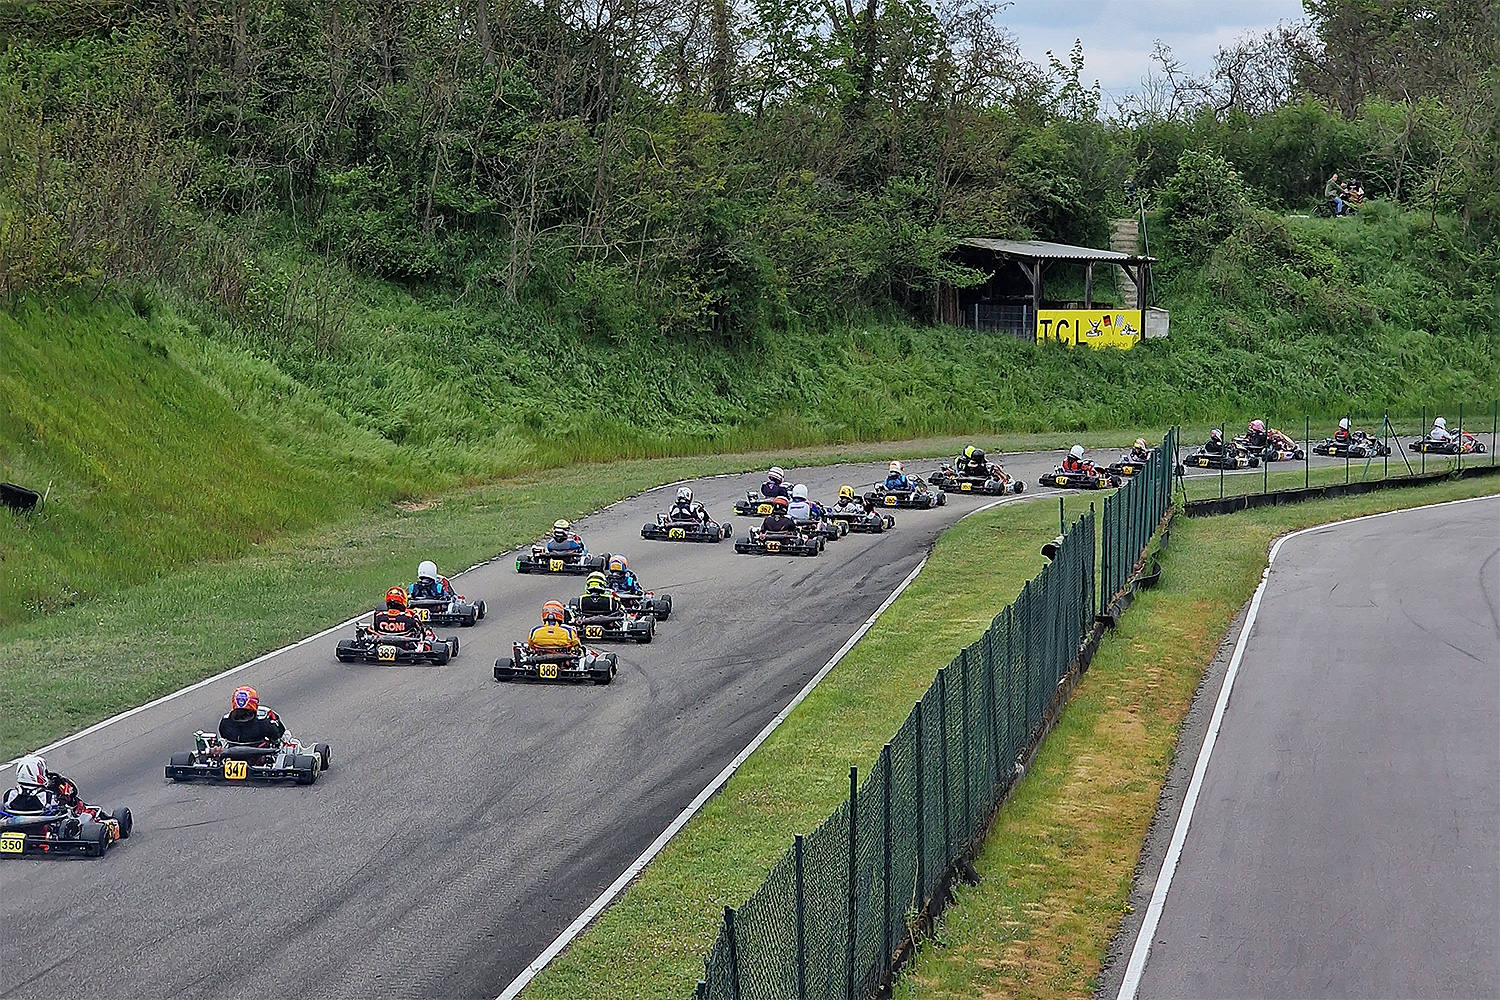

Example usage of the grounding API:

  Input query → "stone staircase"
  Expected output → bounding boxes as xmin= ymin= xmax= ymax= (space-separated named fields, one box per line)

xmin=1110 ymin=217 xmax=1140 ymax=308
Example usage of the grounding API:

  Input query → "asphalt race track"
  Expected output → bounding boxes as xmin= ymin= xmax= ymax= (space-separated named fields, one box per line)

xmin=0 ymin=444 xmax=1372 ymax=1000
xmin=1128 ymin=496 xmax=1500 ymax=999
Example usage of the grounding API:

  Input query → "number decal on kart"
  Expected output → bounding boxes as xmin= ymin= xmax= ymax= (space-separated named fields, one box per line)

xmin=1327 ymin=446 xmax=1338 ymax=455
xmin=1122 ymin=465 xmax=1134 ymax=475
xmin=549 ymin=558 xmax=564 ymax=572
xmin=884 ymin=495 xmax=897 ymax=506
xmin=668 ymin=527 xmax=686 ymax=539
xmin=539 ymin=663 xmax=560 ymax=679
xmin=223 ymin=760 xmax=248 ymax=780
xmin=0 ymin=832 xmax=24 ymax=853
xmin=765 ymin=540 xmax=781 ymax=552
xmin=584 ymin=625 xmax=604 ymax=639
xmin=377 ymin=644 xmax=397 ymax=662
xmin=1056 ymin=476 xmax=1069 ymax=485
xmin=960 ymin=482 xmax=971 ymax=491
xmin=1196 ymin=458 xmax=1209 ymax=467
xmin=412 ymin=608 xmax=430 ymax=621
xmin=757 ymin=503 xmax=773 ymax=515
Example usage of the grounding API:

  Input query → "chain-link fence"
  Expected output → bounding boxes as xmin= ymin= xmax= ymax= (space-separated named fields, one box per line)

xmin=696 ymin=498 xmax=1109 ymax=999
xmin=1100 ymin=427 xmax=1176 ymax=608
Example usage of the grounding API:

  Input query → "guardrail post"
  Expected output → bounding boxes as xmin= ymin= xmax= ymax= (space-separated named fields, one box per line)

xmin=913 ymin=699 xmax=926 ymax=906
xmin=881 ymin=745 xmax=892 ymax=978
xmin=846 ymin=765 xmax=858 ymax=1000
xmin=725 ymin=906 xmax=741 ymax=1000
xmin=794 ymin=834 xmax=807 ymax=1000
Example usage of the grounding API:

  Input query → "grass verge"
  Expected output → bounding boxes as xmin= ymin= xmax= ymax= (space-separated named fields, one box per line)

xmin=890 ymin=476 xmax=1500 ymax=999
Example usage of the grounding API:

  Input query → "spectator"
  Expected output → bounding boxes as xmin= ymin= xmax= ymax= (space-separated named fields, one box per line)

xmin=1324 ymin=171 xmax=1345 ymax=216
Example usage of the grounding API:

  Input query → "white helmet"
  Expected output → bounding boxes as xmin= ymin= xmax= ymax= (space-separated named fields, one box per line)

xmin=417 ymin=560 xmax=438 ymax=581
xmin=14 ymin=755 xmax=47 ymax=790
xmin=1339 ymin=417 xmax=1350 ymax=430
xmin=792 ymin=483 xmax=808 ymax=500
xmin=676 ymin=486 xmax=693 ymax=502
xmin=1435 ymin=416 xmax=1447 ymax=429
xmin=889 ymin=460 xmax=903 ymax=473
xmin=768 ymin=467 xmax=785 ymax=482
xmin=1070 ymin=445 xmax=1085 ymax=460
xmin=1134 ymin=437 xmax=1147 ymax=450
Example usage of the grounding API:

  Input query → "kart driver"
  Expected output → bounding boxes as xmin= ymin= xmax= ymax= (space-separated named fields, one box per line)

xmin=761 ymin=467 xmax=790 ymax=499
xmin=2 ymin=755 xmax=104 ymax=819
xmin=528 ymin=601 xmax=581 ymax=652
xmin=373 ymin=586 xmax=426 ymax=638
xmin=409 ymin=560 xmax=455 ymax=601
xmin=1203 ymin=429 xmax=1226 ymax=455
xmin=1267 ymin=427 xmax=1297 ymax=451
xmin=786 ymin=484 xmax=819 ymax=520
xmin=1129 ymin=437 xmax=1151 ymax=461
xmin=218 ymin=686 xmax=287 ymax=747
xmin=829 ymin=485 xmax=868 ymax=515
xmin=759 ymin=496 xmax=798 ymax=534
xmin=884 ymin=461 xmax=912 ymax=490
xmin=579 ymin=572 xmax=623 ymax=617
xmin=1243 ymin=420 xmax=1268 ymax=449
xmin=605 ymin=555 xmax=642 ymax=595
xmin=668 ymin=486 xmax=709 ymax=523
xmin=1430 ymin=416 xmax=1452 ymax=443
xmin=1333 ymin=417 xmax=1353 ymax=444
xmin=1062 ymin=444 xmax=1090 ymax=471
xmin=546 ymin=519 xmax=585 ymax=553
xmin=957 ymin=446 xmax=992 ymax=477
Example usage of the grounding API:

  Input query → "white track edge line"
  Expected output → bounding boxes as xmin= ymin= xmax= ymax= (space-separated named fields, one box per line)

xmin=1113 ymin=491 xmax=1499 ymax=1000
xmin=495 ymin=494 xmax=1026 ymax=1000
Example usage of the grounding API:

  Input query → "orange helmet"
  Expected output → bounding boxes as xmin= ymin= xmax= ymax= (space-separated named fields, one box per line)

xmin=385 ymin=586 xmax=408 ymax=609
xmin=231 ymin=686 xmax=259 ymax=713
xmin=542 ymin=600 xmax=567 ymax=623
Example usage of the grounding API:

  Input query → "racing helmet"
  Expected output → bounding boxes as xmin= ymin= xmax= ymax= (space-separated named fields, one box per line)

xmin=676 ymin=486 xmax=693 ymax=503
xmin=1249 ymin=419 xmax=1265 ymax=433
xmin=1210 ymin=428 xmax=1223 ymax=443
xmin=971 ymin=448 xmax=985 ymax=462
xmin=417 ymin=560 xmax=438 ymax=581
xmin=889 ymin=460 xmax=903 ymax=473
xmin=1070 ymin=445 xmax=1085 ymax=460
xmin=586 ymin=571 xmax=608 ymax=592
xmin=838 ymin=485 xmax=855 ymax=500
xmin=792 ymin=483 xmax=808 ymax=500
xmin=768 ymin=466 xmax=785 ymax=483
xmin=771 ymin=496 xmax=789 ymax=510
xmin=231 ymin=686 xmax=259 ymax=714
xmin=385 ymin=586 xmax=408 ymax=609
xmin=14 ymin=755 xmax=47 ymax=791
xmin=1435 ymin=416 xmax=1447 ymax=429
xmin=1338 ymin=417 xmax=1350 ymax=430
xmin=552 ymin=519 xmax=572 ymax=541
xmin=1134 ymin=437 xmax=1147 ymax=450
xmin=607 ymin=555 xmax=628 ymax=573
xmin=541 ymin=600 xmax=567 ymax=623
xmin=963 ymin=445 xmax=976 ymax=459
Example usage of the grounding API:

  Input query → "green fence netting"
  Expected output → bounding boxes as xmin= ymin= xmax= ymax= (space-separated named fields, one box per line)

xmin=1101 ymin=428 xmax=1176 ymax=608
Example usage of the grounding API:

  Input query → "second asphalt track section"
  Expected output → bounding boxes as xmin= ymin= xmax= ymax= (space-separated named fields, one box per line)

xmin=0 ymin=446 xmax=1361 ymax=1000
xmin=1119 ymin=495 xmax=1500 ymax=999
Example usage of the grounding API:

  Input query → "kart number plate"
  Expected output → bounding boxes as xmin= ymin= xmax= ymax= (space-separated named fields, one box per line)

xmin=223 ymin=760 xmax=248 ymax=780
xmin=884 ymin=496 xmax=897 ymax=506
xmin=378 ymin=644 xmax=397 ymax=662
xmin=549 ymin=558 xmax=564 ymax=572
xmin=668 ymin=527 xmax=686 ymax=539
xmin=539 ymin=663 xmax=559 ymax=679
xmin=960 ymin=482 xmax=971 ymax=491
xmin=1055 ymin=476 xmax=1069 ymax=485
xmin=757 ymin=503 xmax=772 ymax=515
xmin=1327 ymin=446 xmax=1338 ymax=455
xmin=765 ymin=540 xmax=781 ymax=552
xmin=584 ymin=625 xmax=604 ymax=639
xmin=0 ymin=832 xmax=24 ymax=853
xmin=1196 ymin=458 xmax=1209 ymax=467
xmin=1122 ymin=465 xmax=1134 ymax=474
xmin=412 ymin=608 xmax=430 ymax=621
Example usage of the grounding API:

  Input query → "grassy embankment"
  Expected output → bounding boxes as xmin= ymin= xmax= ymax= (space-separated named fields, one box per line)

xmin=517 ymin=476 xmax=1500 ymax=1000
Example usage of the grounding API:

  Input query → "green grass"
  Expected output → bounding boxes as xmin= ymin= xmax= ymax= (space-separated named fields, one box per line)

xmin=890 ymin=475 xmax=1500 ymax=999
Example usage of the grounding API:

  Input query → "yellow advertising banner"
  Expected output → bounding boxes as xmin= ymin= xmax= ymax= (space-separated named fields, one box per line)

xmin=1036 ymin=309 xmax=1143 ymax=349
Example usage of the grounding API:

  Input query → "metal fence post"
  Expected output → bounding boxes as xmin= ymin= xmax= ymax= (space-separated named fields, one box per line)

xmin=961 ymin=652 xmax=972 ymax=839
xmin=1492 ymin=399 xmax=1497 ymax=466
xmin=1421 ymin=405 xmax=1426 ymax=475
xmin=1305 ymin=415 xmax=1310 ymax=488
xmin=881 ymin=746 xmax=892 ymax=977
xmin=1344 ymin=412 xmax=1350 ymax=484
xmin=913 ymin=699 xmax=926 ymax=905
xmin=725 ymin=906 xmax=741 ymax=1000
xmin=846 ymin=765 xmax=857 ymax=1000
xmin=794 ymin=834 xmax=807 ymax=1000
xmin=938 ymin=669 xmax=952 ymax=864
xmin=1458 ymin=402 xmax=1464 ymax=472
xmin=1384 ymin=408 xmax=1389 ymax=480
xmin=697 ymin=980 xmax=708 ymax=999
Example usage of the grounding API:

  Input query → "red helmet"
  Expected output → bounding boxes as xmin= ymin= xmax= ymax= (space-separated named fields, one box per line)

xmin=231 ymin=686 xmax=259 ymax=713
xmin=385 ymin=586 xmax=408 ymax=609
xmin=542 ymin=601 xmax=567 ymax=623
xmin=771 ymin=496 xmax=789 ymax=509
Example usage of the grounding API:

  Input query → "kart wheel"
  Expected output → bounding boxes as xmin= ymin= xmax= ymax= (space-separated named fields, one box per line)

xmin=1014 ymin=480 xmax=1026 ymax=494
xmin=656 ymin=595 xmax=672 ymax=620
xmin=86 ymin=823 xmax=110 ymax=857
xmin=432 ymin=642 xmax=451 ymax=666
xmin=335 ymin=640 xmax=357 ymax=663
xmin=112 ymin=806 xmax=133 ymax=839
xmin=464 ymin=608 xmax=479 ymax=627
xmin=294 ymin=755 xmax=319 ymax=785
xmin=447 ymin=636 xmax=460 ymax=658
xmin=639 ymin=623 xmax=653 ymax=644
xmin=477 ymin=600 xmax=486 ymax=620
xmin=314 ymin=743 xmax=332 ymax=770
xmin=167 ymin=752 xmax=194 ymax=782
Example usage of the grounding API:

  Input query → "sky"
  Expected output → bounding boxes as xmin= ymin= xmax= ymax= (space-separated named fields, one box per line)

xmin=1003 ymin=0 xmax=1306 ymax=101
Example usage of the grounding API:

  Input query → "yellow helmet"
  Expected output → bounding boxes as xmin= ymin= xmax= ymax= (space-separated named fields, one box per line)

xmin=586 ymin=572 xmax=608 ymax=592
xmin=838 ymin=485 xmax=855 ymax=500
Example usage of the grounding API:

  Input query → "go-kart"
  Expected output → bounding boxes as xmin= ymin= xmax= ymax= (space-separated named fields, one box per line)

xmin=1409 ymin=431 xmax=1486 ymax=455
xmin=517 ymin=545 xmax=610 ymax=575
xmin=735 ymin=528 xmax=822 ymax=556
xmin=1183 ymin=446 xmax=1255 ymax=470
xmin=927 ymin=464 xmax=1025 ymax=495
xmin=1 ymin=799 xmax=132 ymax=858
xmin=614 ymin=585 xmax=672 ymax=621
xmin=865 ymin=480 xmax=945 ymax=509
xmin=564 ymin=597 xmax=654 ymax=644
xmin=166 ymin=732 xmax=331 ymax=785
xmin=335 ymin=614 xmax=459 ymax=665
xmin=826 ymin=505 xmax=895 ymax=533
xmin=1313 ymin=433 xmax=1390 ymax=458
xmin=496 ymin=643 xmax=618 ymax=684
xmin=1105 ymin=451 xmax=1155 ymax=477
xmin=641 ymin=513 xmax=733 ymax=542
xmin=406 ymin=593 xmax=486 ymax=628
xmin=794 ymin=511 xmax=848 ymax=541
xmin=1038 ymin=465 xmax=1122 ymax=489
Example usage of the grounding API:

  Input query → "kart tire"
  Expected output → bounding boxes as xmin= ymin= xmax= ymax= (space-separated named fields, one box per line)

xmin=656 ymin=595 xmax=672 ymax=620
xmin=1013 ymin=480 xmax=1025 ymax=494
xmin=314 ymin=743 xmax=332 ymax=771
xmin=293 ymin=755 xmax=319 ymax=785
xmin=167 ymin=752 xmax=194 ymax=781
xmin=432 ymin=642 xmax=451 ymax=666
xmin=721 ymin=522 xmax=733 ymax=539
xmin=335 ymin=640 xmax=357 ymax=663
xmin=112 ymin=806 xmax=133 ymax=839
xmin=477 ymin=600 xmax=486 ymax=620
xmin=638 ymin=623 xmax=653 ymax=644
xmin=448 ymin=636 xmax=460 ymax=658
xmin=464 ymin=608 xmax=479 ymax=627
xmin=83 ymin=822 xmax=109 ymax=857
